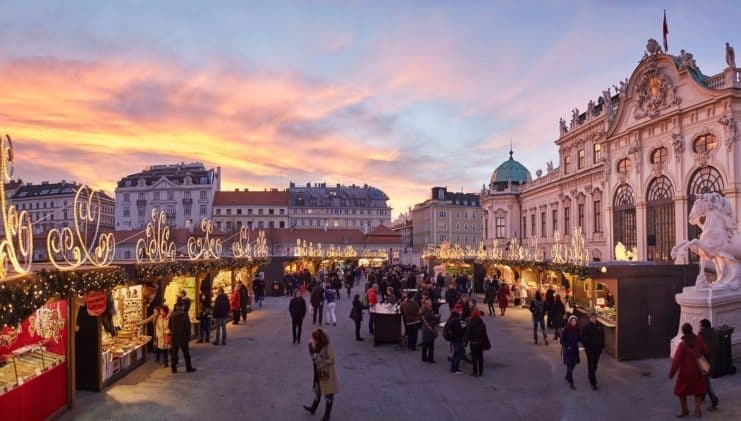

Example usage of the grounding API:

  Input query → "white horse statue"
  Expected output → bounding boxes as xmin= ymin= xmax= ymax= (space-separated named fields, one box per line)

xmin=671 ymin=192 xmax=741 ymax=289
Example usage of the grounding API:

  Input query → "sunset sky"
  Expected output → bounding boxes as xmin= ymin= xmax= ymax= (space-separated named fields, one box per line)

xmin=0 ymin=1 xmax=737 ymax=217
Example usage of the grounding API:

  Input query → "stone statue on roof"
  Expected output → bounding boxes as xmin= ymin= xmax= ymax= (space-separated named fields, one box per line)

xmin=559 ymin=118 xmax=568 ymax=135
xmin=571 ymin=108 xmax=580 ymax=127
xmin=678 ymin=49 xmax=697 ymax=71
xmin=587 ymin=100 xmax=596 ymax=117
xmin=726 ymin=42 xmax=736 ymax=68
xmin=602 ymin=88 xmax=614 ymax=122
xmin=646 ymin=38 xmax=662 ymax=56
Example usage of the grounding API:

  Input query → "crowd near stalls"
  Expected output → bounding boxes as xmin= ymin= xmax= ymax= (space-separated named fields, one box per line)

xmin=0 ymin=136 xmax=273 ymax=421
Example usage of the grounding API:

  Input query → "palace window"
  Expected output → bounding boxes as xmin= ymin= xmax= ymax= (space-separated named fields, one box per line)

xmin=578 ymin=204 xmax=585 ymax=232
xmin=578 ymin=149 xmax=585 ymax=169
xmin=564 ymin=207 xmax=571 ymax=235
xmin=439 ymin=211 xmax=447 ymax=218
xmin=646 ymin=176 xmax=675 ymax=262
xmin=593 ymin=143 xmax=602 ymax=163
xmin=650 ymin=147 xmax=668 ymax=165
xmin=541 ymin=211 xmax=546 ymax=237
xmin=153 ymin=191 xmax=160 ymax=201
xmin=617 ymin=158 xmax=631 ymax=175
xmin=531 ymin=214 xmax=535 ymax=236
xmin=167 ymin=190 xmax=174 ymax=200
xmin=613 ymin=184 xmax=637 ymax=252
xmin=199 ymin=191 xmax=207 ymax=200
xmin=593 ymin=200 xmax=602 ymax=233
xmin=552 ymin=209 xmax=558 ymax=235
xmin=522 ymin=216 xmax=527 ymax=237
xmin=563 ymin=155 xmax=571 ymax=174
xmin=692 ymin=134 xmax=717 ymax=154
xmin=495 ymin=217 xmax=506 ymax=239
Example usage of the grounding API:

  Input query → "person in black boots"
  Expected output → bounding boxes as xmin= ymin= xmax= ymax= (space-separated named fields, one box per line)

xmin=289 ymin=290 xmax=307 ymax=344
xmin=303 ymin=329 xmax=337 ymax=421
xmin=419 ymin=298 xmax=439 ymax=363
xmin=464 ymin=309 xmax=489 ymax=377
xmin=310 ymin=282 xmax=325 ymax=326
xmin=168 ymin=301 xmax=196 ymax=374
xmin=239 ymin=281 xmax=249 ymax=322
xmin=253 ymin=274 xmax=265 ymax=308
xmin=350 ymin=294 xmax=364 ymax=341
xmin=698 ymin=319 xmax=719 ymax=411
xmin=581 ymin=310 xmax=605 ymax=390
xmin=212 ymin=287 xmax=229 ymax=345
xmin=529 ymin=291 xmax=548 ymax=345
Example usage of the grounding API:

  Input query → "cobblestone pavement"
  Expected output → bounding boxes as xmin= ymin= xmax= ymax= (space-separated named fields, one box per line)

xmin=63 ymin=285 xmax=741 ymax=421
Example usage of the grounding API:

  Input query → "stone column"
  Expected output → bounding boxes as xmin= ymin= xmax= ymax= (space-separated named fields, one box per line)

xmin=635 ymin=202 xmax=647 ymax=261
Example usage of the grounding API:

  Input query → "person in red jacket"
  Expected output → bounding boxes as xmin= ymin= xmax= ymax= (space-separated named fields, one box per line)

xmin=230 ymin=286 xmax=241 ymax=325
xmin=367 ymin=284 xmax=378 ymax=335
xmin=669 ymin=323 xmax=708 ymax=418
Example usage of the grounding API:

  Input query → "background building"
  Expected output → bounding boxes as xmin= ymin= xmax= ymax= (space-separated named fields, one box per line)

xmin=287 ymin=182 xmax=392 ymax=230
xmin=115 ymin=163 xmax=220 ymax=230
xmin=481 ymin=40 xmax=740 ymax=263
xmin=411 ymin=186 xmax=483 ymax=252
xmin=391 ymin=211 xmax=414 ymax=252
xmin=212 ymin=188 xmax=289 ymax=233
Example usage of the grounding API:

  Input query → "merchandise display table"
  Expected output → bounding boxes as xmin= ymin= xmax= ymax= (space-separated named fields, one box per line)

xmin=370 ymin=304 xmax=402 ymax=346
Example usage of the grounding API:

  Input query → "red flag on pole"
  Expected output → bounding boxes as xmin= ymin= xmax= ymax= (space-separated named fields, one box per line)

xmin=662 ymin=10 xmax=669 ymax=52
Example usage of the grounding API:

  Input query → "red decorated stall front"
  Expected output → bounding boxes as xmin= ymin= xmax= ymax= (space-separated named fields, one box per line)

xmin=0 ymin=299 xmax=69 ymax=421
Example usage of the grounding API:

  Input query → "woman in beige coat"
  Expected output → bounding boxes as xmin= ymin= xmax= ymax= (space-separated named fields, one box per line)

xmin=140 ymin=305 xmax=171 ymax=368
xmin=303 ymin=329 xmax=337 ymax=421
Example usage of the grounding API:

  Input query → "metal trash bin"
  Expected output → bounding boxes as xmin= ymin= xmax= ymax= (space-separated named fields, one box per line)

xmin=710 ymin=325 xmax=735 ymax=378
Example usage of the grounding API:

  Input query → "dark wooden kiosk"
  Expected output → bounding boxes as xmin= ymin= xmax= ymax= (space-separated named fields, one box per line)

xmin=370 ymin=304 xmax=402 ymax=346
xmin=574 ymin=262 xmax=698 ymax=361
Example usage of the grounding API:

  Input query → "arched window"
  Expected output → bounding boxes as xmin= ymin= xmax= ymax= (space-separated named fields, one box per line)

xmin=646 ymin=176 xmax=675 ymax=262
xmin=617 ymin=158 xmax=631 ymax=175
xmin=687 ymin=166 xmax=724 ymax=262
xmin=650 ymin=147 xmax=668 ymax=165
xmin=613 ymin=184 xmax=636 ymax=254
xmin=692 ymin=134 xmax=717 ymax=154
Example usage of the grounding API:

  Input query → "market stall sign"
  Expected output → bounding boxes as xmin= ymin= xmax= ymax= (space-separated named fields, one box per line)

xmin=86 ymin=291 xmax=107 ymax=316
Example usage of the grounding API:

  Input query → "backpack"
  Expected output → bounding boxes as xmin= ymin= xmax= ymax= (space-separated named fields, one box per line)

xmin=443 ymin=319 xmax=454 ymax=342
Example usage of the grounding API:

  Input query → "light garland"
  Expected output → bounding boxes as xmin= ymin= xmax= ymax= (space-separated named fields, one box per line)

xmin=0 ymin=134 xmax=33 ymax=278
xmin=136 ymin=209 xmax=176 ymax=263
xmin=187 ymin=218 xmax=222 ymax=259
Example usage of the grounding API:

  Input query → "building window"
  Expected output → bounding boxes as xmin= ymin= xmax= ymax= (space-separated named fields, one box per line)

xmin=522 ymin=216 xmax=527 ymax=237
xmin=167 ymin=190 xmax=174 ymax=200
xmin=651 ymin=147 xmax=669 ymax=165
xmin=552 ymin=209 xmax=558 ymax=234
xmin=184 ymin=191 xmax=191 ymax=199
xmin=124 ymin=250 xmax=131 ymax=259
xmin=216 ymin=221 xmax=222 ymax=229
xmin=123 ymin=207 xmax=130 ymax=217
xmin=237 ymin=209 xmax=242 ymax=215
xmin=495 ymin=217 xmax=505 ymax=238
xmin=123 ymin=193 xmax=130 ymax=202
xmin=613 ymin=184 xmax=637 ymax=252
xmin=439 ymin=235 xmax=445 ymax=242
xmin=280 ymin=209 xmax=285 ymax=215
xmin=216 ymin=209 xmax=221 ymax=215
xmin=692 ymin=134 xmax=717 ymax=154
xmin=226 ymin=221 xmax=232 ymax=230
xmin=687 ymin=166 xmax=724 ymax=262
xmin=593 ymin=142 xmax=602 ymax=163
xmin=439 ymin=211 xmax=447 ymax=218
xmin=541 ymin=211 xmax=546 ymax=237
xmin=226 ymin=209 xmax=232 ymax=215
xmin=258 ymin=221 xmax=264 ymax=228
xmin=269 ymin=209 xmax=275 ymax=215
xmin=184 ymin=206 xmax=191 ymax=217
xmin=153 ymin=191 xmax=160 ymax=200
xmin=593 ymin=200 xmax=602 ymax=233
xmin=279 ymin=221 xmax=285 ymax=228
xmin=530 ymin=214 xmax=535 ymax=236
xmin=269 ymin=221 xmax=275 ymax=228
xmin=258 ymin=209 xmax=264 ymax=215
xmin=646 ymin=176 xmax=675 ymax=262
xmin=564 ymin=207 xmax=571 ymax=235
xmin=138 ymin=193 xmax=144 ymax=201
xmin=248 ymin=209 xmax=253 ymax=215
xmin=577 ymin=204 xmax=585 ymax=231
xmin=199 ymin=191 xmax=207 ymax=200
xmin=578 ymin=148 xmax=585 ymax=169
xmin=137 ymin=208 xmax=145 ymax=218
xmin=563 ymin=155 xmax=571 ymax=174
xmin=200 ymin=205 xmax=207 ymax=215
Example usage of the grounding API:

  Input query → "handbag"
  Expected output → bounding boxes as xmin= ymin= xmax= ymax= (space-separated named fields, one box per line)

xmin=482 ymin=332 xmax=492 ymax=351
xmin=697 ymin=354 xmax=710 ymax=376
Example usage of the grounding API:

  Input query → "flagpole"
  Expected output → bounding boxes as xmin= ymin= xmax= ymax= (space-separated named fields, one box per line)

xmin=662 ymin=10 xmax=669 ymax=52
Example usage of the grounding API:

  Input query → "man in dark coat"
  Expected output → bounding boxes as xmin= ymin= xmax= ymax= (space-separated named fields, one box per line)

xmin=253 ymin=275 xmax=265 ymax=308
xmin=239 ymin=281 xmax=249 ymax=322
xmin=581 ymin=311 xmax=605 ymax=390
xmin=212 ymin=287 xmax=230 ymax=345
xmin=310 ymin=282 xmax=325 ymax=325
xmin=400 ymin=294 xmax=421 ymax=351
xmin=698 ymin=319 xmax=719 ymax=410
xmin=289 ymin=290 xmax=307 ymax=344
xmin=168 ymin=302 xmax=196 ymax=373
xmin=444 ymin=304 xmax=466 ymax=374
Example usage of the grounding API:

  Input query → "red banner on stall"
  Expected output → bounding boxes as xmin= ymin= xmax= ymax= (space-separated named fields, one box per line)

xmin=86 ymin=291 xmax=107 ymax=316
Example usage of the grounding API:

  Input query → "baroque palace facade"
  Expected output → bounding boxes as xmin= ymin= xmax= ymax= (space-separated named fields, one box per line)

xmin=482 ymin=39 xmax=740 ymax=263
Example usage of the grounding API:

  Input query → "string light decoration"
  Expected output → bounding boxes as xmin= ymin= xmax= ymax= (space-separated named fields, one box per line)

xmin=47 ymin=185 xmax=116 ymax=269
xmin=0 ymin=134 xmax=33 ymax=278
xmin=551 ymin=230 xmax=565 ymax=263
xmin=187 ymin=218 xmax=222 ymax=259
xmin=252 ymin=230 xmax=269 ymax=259
xmin=136 ymin=209 xmax=176 ymax=263
xmin=231 ymin=226 xmax=252 ymax=258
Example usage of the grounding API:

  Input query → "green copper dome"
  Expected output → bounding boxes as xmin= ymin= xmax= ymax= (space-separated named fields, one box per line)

xmin=491 ymin=150 xmax=532 ymax=185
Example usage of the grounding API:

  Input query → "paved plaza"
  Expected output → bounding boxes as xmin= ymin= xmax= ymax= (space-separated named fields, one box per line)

xmin=64 ymin=285 xmax=741 ymax=421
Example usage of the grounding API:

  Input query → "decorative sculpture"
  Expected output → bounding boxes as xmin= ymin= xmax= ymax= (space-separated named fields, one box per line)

xmin=678 ymin=49 xmax=698 ymax=71
xmin=671 ymin=193 xmax=741 ymax=289
xmin=231 ymin=226 xmax=252 ymax=258
xmin=187 ymin=218 xmax=222 ymax=259
xmin=719 ymin=114 xmax=738 ymax=151
xmin=559 ymin=118 xmax=568 ymax=135
xmin=726 ymin=42 xmax=736 ymax=68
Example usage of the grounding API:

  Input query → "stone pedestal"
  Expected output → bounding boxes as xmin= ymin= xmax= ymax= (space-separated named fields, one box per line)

xmin=671 ymin=285 xmax=741 ymax=357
